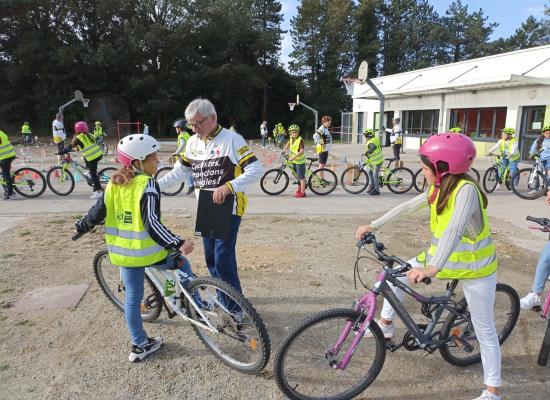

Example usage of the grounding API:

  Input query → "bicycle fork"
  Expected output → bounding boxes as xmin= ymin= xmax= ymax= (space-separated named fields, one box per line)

xmin=326 ymin=286 xmax=379 ymax=370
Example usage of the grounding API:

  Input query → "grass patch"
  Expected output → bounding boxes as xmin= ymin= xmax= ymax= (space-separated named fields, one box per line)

xmin=0 ymin=288 xmax=14 ymax=294
xmin=2 ymin=254 xmax=16 ymax=259
xmin=49 ymin=219 xmax=67 ymax=225
xmin=15 ymin=319 xmax=35 ymax=327
xmin=71 ymin=214 xmax=83 ymax=220
xmin=18 ymin=230 xmax=32 ymax=237
xmin=0 ymin=362 xmax=8 ymax=372
xmin=0 ymin=315 xmax=7 ymax=321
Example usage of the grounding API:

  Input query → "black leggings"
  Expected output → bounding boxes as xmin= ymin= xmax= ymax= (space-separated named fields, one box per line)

xmin=392 ymin=144 xmax=402 ymax=160
xmin=85 ymin=156 xmax=102 ymax=192
xmin=0 ymin=156 xmax=15 ymax=194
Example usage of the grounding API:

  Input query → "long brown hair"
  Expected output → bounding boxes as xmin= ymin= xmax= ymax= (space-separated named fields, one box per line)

xmin=421 ymin=155 xmax=487 ymax=215
xmin=111 ymin=165 xmax=136 ymax=185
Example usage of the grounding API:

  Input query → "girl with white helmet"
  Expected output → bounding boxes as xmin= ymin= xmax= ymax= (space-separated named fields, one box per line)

xmin=356 ymin=133 xmax=503 ymax=400
xmin=74 ymin=134 xmax=195 ymax=362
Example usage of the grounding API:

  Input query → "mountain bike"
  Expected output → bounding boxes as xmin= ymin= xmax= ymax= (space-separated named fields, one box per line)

xmin=525 ymin=216 xmax=550 ymax=367
xmin=260 ymin=153 xmax=338 ymax=196
xmin=0 ymin=166 xmax=47 ymax=198
xmin=414 ymin=167 xmax=480 ymax=192
xmin=511 ymin=155 xmax=548 ymax=200
xmin=274 ymin=232 xmax=520 ymax=400
xmin=46 ymin=153 xmax=116 ymax=196
xmin=483 ymin=155 xmax=513 ymax=193
xmin=73 ymin=229 xmax=270 ymax=374
xmin=340 ymin=156 xmax=414 ymax=194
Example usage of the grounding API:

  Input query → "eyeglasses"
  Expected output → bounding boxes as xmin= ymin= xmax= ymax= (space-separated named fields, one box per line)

xmin=188 ymin=116 xmax=209 ymax=128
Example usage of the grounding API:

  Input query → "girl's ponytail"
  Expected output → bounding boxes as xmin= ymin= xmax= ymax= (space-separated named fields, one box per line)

xmin=111 ymin=165 xmax=136 ymax=185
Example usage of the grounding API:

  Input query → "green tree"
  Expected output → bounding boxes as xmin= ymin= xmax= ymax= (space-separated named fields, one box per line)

xmin=355 ymin=0 xmax=380 ymax=77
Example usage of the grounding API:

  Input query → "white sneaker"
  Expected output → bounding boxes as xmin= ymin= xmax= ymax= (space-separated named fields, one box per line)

xmin=526 ymin=189 xmax=540 ymax=196
xmin=472 ymin=390 xmax=500 ymax=400
xmin=364 ymin=320 xmax=395 ymax=338
xmin=89 ymin=191 xmax=103 ymax=199
xmin=520 ymin=292 xmax=542 ymax=310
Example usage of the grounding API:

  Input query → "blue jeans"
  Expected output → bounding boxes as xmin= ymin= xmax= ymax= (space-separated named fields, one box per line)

xmin=120 ymin=256 xmax=194 ymax=346
xmin=498 ymin=158 xmax=518 ymax=182
xmin=541 ymin=159 xmax=550 ymax=184
xmin=532 ymin=241 xmax=550 ymax=293
xmin=203 ymin=215 xmax=242 ymax=312
xmin=367 ymin=163 xmax=381 ymax=192
xmin=261 ymin=136 xmax=266 ymax=147
xmin=187 ymin=173 xmax=194 ymax=189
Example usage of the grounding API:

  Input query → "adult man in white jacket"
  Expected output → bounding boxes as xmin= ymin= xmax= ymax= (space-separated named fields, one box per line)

xmin=158 ymin=98 xmax=263 ymax=296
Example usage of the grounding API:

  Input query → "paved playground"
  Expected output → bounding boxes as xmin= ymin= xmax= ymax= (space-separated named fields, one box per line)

xmin=0 ymin=139 xmax=549 ymax=399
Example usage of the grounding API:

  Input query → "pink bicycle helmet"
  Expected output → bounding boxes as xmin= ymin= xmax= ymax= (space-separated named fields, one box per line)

xmin=74 ymin=121 xmax=89 ymax=133
xmin=419 ymin=133 xmax=476 ymax=185
xmin=117 ymin=134 xmax=160 ymax=167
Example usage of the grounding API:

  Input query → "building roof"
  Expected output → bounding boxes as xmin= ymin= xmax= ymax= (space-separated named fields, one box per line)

xmin=352 ymin=45 xmax=550 ymax=99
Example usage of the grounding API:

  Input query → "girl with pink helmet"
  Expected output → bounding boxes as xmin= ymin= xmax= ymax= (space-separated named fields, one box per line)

xmin=356 ymin=133 xmax=504 ymax=400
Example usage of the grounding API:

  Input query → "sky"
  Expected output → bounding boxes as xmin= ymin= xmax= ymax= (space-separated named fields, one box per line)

xmin=279 ymin=0 xmax=548 ymax=68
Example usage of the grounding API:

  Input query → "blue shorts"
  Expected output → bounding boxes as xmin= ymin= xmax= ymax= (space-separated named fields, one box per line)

xmin=293 ymin=163 xmax=306 ymax=179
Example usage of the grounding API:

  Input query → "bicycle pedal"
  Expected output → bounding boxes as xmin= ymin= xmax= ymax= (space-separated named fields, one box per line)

xmin=531 ymin=305 xmax=542 ymax=312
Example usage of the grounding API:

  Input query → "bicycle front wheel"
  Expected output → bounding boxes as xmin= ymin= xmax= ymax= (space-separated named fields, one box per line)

xmin=439 ymin=283 xmax=519 ymax=366
xmin=260 ymin=168 xmax=289 ymax=195
xmin=340 ymin=166 xmax=369 ymax=194
xmin=511 ymin=168 xmax=548 ymax=200
xmin=185 ymin=277 xmax=270 ymax=374
xmin=98 ymin=167 xmax=117 ymax=184
xmin=538 ymin=317 xmax=550 ymax=366
xmin=413 ymin=168 xmax=427 ymax=192
xmin=155 ymin=166 xmax=184 ymax=196
xmin=482 ymin=167 xmax=499 ymax=193
xmin=46 ymin=166 xmax=75 ymax=196
xmin=308 ymin=168 xmax=337 ymax=195
xmin=92 ymin=250 xmax=162 ymax=322
xmin=386 ymin=167 xmax=414 ymax=194
xmin=470 ymin=167 xmax=480 ymax=183
xmin=274 ymin=308 xmax=386 ymax=400
xmin=12 ymin=167 xmax=47 ymax=198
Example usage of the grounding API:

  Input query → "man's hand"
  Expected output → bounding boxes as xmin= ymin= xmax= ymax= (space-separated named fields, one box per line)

xmin=406 ymin=265 xmax=438 ymax=284
xmin=213 ymin=184 xmax=231 ymax=204
xmin=355 ymin=224 xmax=374 ymax=239
xmin=74 ymin=217 xmax=90 ymax=233
xmin=180 ymin=239 xmax=194 ymax=255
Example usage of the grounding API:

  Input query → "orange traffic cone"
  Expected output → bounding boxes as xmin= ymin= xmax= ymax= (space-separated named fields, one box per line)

xmin=32 ymin=173 xmax=39 ymax=179
xmin=330 ymin=163 xmax=335 ymax=171
xmin=54 ymin=169 xmax=60 ymax=178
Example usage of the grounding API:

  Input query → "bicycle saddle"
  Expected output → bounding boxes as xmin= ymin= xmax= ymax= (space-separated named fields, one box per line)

xmin=307 ymin=157 xmax=318 ymax=162
xmin=385 ymin=157 xmax=396 ymax=162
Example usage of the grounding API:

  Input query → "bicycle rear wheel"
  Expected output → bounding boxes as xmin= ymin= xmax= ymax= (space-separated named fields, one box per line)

xmin=340 ymin=166 xmax=369 ymax=194
xmin=154 ymin=166 xmax=184 ymax=196
xmin=511 ymin=168 xmax=547 ymax=200
xmin=386 ymin=167 xmax=414 ymax=194
xmin=92 ymin=250 xmax=162 ymax=322
xmin=47 ymin=166 xmax=75 ymax=196
xmin=98 ymin=167 xmax=116 ymax=184
xmin=260 ymin=168 xmax=289 ymax=195
xmin=308 ymin=168 xmax=337 ymax=195
xmin=274 ymin=308 xmax=386 ymax=400
xmin=538 ymin=317 xmax=550 ymax=366
xmin=439 ymin=283 xmax=519 ymax=366
xmin=413 ymin=168 xmax=427 ymax=192
xmin=12 ymin=167 xmax=46 ymax=198
xmin=482 ymin=167 xmax=499 ymax=193
xmin=185 ymin=277 xmax=270 ymax=374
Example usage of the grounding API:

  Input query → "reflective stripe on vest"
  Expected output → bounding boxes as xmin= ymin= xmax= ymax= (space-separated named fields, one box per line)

xmin=77 ymin=133 xmax=102 ymax=161
xmin=499 ymin=139 xmax=520 ymax=161
xmin=290 ymin=136 xmax=305 ymax=164
xmin=424 ymin=180 xmax=497 ymax=279
xmin=104 ymin=174 xmax=168 ymax=267
xmin=21 ymin=125 xmax=31 ymax=134
xmin=0 ymin=131 xmax=16 ymax=160
xmin=366 ymin=137 xmax=384 ymax=165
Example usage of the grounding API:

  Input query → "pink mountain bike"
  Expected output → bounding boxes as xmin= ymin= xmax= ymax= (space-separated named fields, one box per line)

xmin=274 ymin=233 xmax=519 ymax=400
xmin=526 ymin=216 xmax=550 ymax=366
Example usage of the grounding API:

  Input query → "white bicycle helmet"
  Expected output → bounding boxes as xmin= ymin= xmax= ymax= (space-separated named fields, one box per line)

xmin=117 ymin=134 xmax=161 ymax=167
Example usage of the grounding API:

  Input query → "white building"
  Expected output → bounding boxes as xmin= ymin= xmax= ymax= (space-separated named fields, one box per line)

xmin=347 ymin=45 xmax=550 ymax=159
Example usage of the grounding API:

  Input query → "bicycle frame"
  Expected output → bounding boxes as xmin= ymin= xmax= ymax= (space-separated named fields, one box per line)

xmin=278 ymin=154 xmax=315 ymax=180
xmin=362 ymin=156 xmax=398 ymax=185
xmin=61 ymin=155 xmax=88 ymax=179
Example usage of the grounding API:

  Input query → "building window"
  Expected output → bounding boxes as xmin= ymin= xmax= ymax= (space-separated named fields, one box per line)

xmin=449 ymin=107 xmax=506 ymax=139
xmin=403 ymin=109 xmax=439 ymax=135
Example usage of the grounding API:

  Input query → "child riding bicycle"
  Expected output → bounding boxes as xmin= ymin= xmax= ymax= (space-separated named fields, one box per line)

xmin=528 ymin=125 xmax=550 ymax=184
xmin=363 ymin=128 xmax=383 ymax=196
xmin=487 ymin=128 xmax=520 ymax=189
xmin=356 ymin=133 xmax=502 ymax=400
xmin=74 ymin=134 xmax=195 ymax=362
xmin=0 ymin=129 xmax=16 ymax=200
xmin=283 ymin=124 xmax=306 ymax=198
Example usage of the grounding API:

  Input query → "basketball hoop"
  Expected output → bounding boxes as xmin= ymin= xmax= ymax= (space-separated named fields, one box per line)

xmin=342 ymin=78 xmax=357 ymax=96
xmin=82 ymin=98 xmax=90 ymax=108
xmin=288 ymin=102 xmax=296 ymax=111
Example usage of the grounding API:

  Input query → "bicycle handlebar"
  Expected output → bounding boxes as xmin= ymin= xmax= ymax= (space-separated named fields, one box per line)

xmin=72 ymin=231 xmax=85 ymax=241
xmin=357 ymin=233 xmax=431 ymax=284
xmin=526 ymin=216 xmax=550 ymax=231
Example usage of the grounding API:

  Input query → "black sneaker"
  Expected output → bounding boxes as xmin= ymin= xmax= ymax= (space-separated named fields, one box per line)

xmin=365 ymin=186 xmax=374 ymax=194
xmin=129 ymin=336 xmax=163 ymax=362
xmin=186 ymin=186 xmax=195 ymax=195
xmin=369 ymin=190 xmax=380 ymax=196
xmin=3 ymin=191 xmax=16 ymax=200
